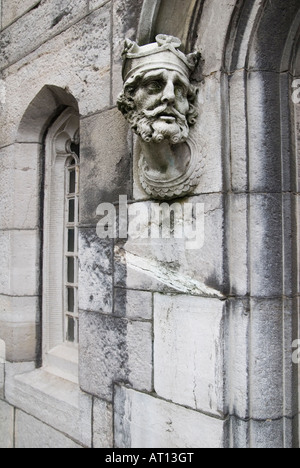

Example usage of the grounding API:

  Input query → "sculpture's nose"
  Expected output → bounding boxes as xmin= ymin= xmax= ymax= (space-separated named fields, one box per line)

xmin=161 ymin=80 xmax=176 ymax=105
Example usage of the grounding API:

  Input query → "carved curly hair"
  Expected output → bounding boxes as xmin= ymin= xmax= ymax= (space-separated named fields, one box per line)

xmin=117 ymin=71 xmax=199 ymax=127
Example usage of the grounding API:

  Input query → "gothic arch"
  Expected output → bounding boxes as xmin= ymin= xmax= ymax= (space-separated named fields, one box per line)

xmin=17 ymin=84 xmax=78 ymax=144
xmin=11 ymin=86 xmax=79 ymax=366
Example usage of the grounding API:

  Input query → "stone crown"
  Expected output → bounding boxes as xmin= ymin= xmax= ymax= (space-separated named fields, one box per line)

xmin=122 ymin=34 xmax=199 ymax=82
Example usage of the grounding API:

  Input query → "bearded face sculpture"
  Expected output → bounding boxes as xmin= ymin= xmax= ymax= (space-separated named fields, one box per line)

xmin=117 ymin=35 xmax=201 ymax=200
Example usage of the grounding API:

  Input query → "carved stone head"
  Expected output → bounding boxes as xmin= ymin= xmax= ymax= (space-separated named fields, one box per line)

xmin=117 ymin=35 xmax=199 ymax=145
xmin=117 ymin=35 xmax=201 ymax=200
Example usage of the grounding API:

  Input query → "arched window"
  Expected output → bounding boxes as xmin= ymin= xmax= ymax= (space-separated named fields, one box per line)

xmin=42 ymin=108 xmax=80 ymax=381
xmin=64 ymin=153 xmax=80 ymax=344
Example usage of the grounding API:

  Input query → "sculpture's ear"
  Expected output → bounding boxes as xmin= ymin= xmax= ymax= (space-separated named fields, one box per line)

xmin=123 ymin=38 xmax=139 ymax=57
xmin=186 ymin=51 xmax=201 ymax=68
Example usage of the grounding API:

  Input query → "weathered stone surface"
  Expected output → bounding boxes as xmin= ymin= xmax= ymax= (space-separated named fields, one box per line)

xmin=114 ymin=288 xmax=152 ymax=320
xmin=0 ymin=400 xmax=14 ymax=448
xmin=0 ymin=6 xmax=111 ymax=148
xmin=0 ymin=143 xmax=41 ymax=230
xmin=247 ymin=72 xmax=282 ymax=192
xmin=5 ymin=367 xmax=92 ymax=447
xmin=114 ymin=386 xmax=227 ymax=448
xmin=0 ymin=295 xmax=39 ymax=362
xmin=227 ymin=194 xmax=248 ymax=297
xmin=112 ymin=0 xmax=144 ymax=103
xmin=15 ymin=410 xmax=82 ymax=448
xmin=247 ymin=0 xmax=300 ymax=73
xmin=78 ymin=229 xmax=113 ymax=314
xmin=1 ymin=0 xmax=41 ymax=29
xmin=0 ymin=230 xmax=39 ymax=296
xmin=230 ymin=416 xmax=293 ymax=449
xmin=250 ymin=298 xmax=287 ymax=420
xmin=154 ymin=294 xmax=225 ymax=416
xmin=227 ymin=299 xmax=250 ymax=420
xmin=79 ymin=311 xmax=153 ymax=400
xmin=249 ymin=194 xmax=283 ymax=298
xmin=0 ymin=231 xmax=10 ymax=294
xmin=11 ymin=230 xmax=40 ymax=296
xmin=80 ymin=108 xmax=132 ymax=225
xmin=194 ymin=0 xmax=236 ymax=76
xmin=250 ymin=418 xmax=292 ymax=449
xmin=0 ymin=323 xmax=37 ymax=363
xmin=229 ymin=417 xmax=249 ymax=449
xmin=89 ymin=0 xmax=110 ymax=11
xmin=0 ymin=340 xmax=4 ymax=397
xmin=0 ymin=0 xmax=88 ymax=68
xmin=229 ymin=70 xmax=248 ymax=192
xmin=93 ymin=398 xmax=113 ymax=448
xmin=153 ymin=0 xmax=199 ymax=49
xmin=114 ymin=195 xmax=225 ymax=297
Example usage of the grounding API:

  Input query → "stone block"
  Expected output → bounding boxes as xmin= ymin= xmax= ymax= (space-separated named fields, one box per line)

xmin=247 ymin=72 xmax=282 ymax=192
xmin=227 ymin=299 xmax=250 ymax=420
xmin=79 ymin=311 xmax=153 ymax=400
xmin=78 ymin=229 xmax=113 ymax=314
xmin=0 ymin=0 xmax=88 ymax=68
xmin=0 ymin=400 xmax=14 ymax=449
xmin=10 ymin=230 xmax=40 ymax=296
xmin=0 ymin=229 xmax=40 ymax=297
xmin=247 ymin=1 xmax=300 ymax=73
xmin=5 ymin=367 xmax=92 ymax=447
xmin=0 ymin=341 xmax=4 ymax=397
xmin=112 ymin=0 xmax=144 ymax=103
xmin=250 ymin=418 xmax=291 ymax=449
xmin=2 ymin=0 xmax=41 ymax=29
xmin=0 ymin=295 xmax=39 ymax=362
xmin=114 ymin=288 xmax=152 ymax=320
xmin=0 ymin=232 xmax=10 ymax=294
xmin=154 ymin=294 xmax=225 ymax=417
xmin=15 ymin=410 xmax=82 ymax=448
xmin=227 ymin=194 xmax=248 ymax=297
xmin=249 ymin=194 xmax=283 ymax=298
xmin=114 ymin=386 xmax=227 ymax=448
xmin=229 ymin=417 xmax=249 ymax=449
xmin=80 ymin=108 xmax=132 ymax=224
xmin=229 ymin=70 xmax=248 ymax=192
xmin=0 ymin=365 xmax=4 ymax=399
xmin=0 ymin=6 xmax=111 ymax=147
xmin=230 ymin=416 xmax=293 ymax=449
xmin=93 ymin=398 xmax=113 ymax=448
xmin=194 ymin=0 xmax=236 ymax=75
xmin=0 ymin=144 xmax=41 ymax=229
xmin=250 ymin=298 xmax=286 ymax=420
xmin=114 ymin=194 xmax=225 ymax=298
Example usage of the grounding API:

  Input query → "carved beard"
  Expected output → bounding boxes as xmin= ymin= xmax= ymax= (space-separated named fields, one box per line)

xmin=127 ymin=105 xmax=190 ymax=144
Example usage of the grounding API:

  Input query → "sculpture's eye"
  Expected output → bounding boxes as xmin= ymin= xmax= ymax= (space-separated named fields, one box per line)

xmin=146 ymin=81 xmax=163 ymax=93
xmin=175 ymin=85 xmax=187 ymax=98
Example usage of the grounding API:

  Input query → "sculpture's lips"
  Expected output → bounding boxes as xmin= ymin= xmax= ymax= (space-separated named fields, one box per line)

xmin=159 ymin=114 xmax=176 ymax=122
xmin=143 ymin=106 xmax=185 ymax=123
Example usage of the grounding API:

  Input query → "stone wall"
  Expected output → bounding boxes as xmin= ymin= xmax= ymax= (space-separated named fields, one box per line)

xmin=0 ymin=0 xmax=299 ymax=449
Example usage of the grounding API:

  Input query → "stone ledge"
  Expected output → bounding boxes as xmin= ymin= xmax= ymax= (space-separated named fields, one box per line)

xmin=114 ymin=385 xmax=227 ymax=448
xmin=15 ymin=410 xmax=84 ymax=448
xmin=5 ymin=365 xmax=92 ymax=447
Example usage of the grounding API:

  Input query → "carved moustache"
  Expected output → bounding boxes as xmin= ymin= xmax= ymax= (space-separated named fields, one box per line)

xmin=143 ymin=105 xmax=186 ymax=122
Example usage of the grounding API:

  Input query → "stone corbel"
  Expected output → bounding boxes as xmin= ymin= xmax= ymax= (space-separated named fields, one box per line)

xmin=117 ymin=34 xmax=202 ymax=200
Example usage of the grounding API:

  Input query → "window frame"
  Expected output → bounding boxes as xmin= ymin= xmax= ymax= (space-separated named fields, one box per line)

xmin=42 ymin=108 xmax=80 ymax=382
